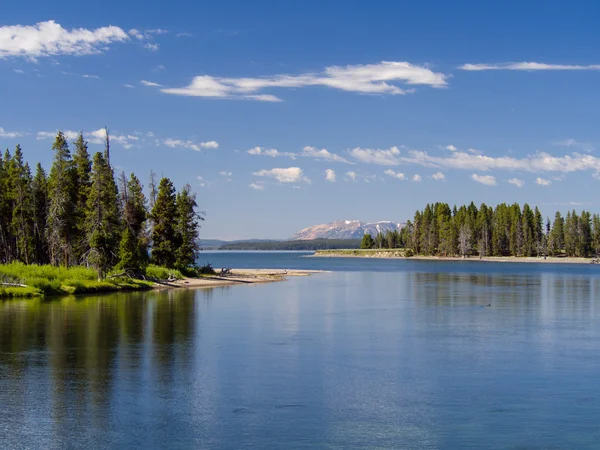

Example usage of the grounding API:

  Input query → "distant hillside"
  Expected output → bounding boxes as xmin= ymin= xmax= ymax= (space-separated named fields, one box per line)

xmin=218 ymin=239 xmax=361 ymax=251
xmin=291 ymin=220 xmax=404 ymax=240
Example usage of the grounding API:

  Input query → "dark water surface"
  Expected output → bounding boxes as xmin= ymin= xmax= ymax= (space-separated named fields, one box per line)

xmin=2 ymin=253 xmax=600 ymax=448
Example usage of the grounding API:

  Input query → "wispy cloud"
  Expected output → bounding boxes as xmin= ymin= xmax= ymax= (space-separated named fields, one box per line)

xmin=141 ymin=80 xmax=162 ymax=87
xmin=253 ymin=167 xmax=310 ymax=184
xmin=536 ymin=177 xmax=552 ymax=186
xmin=412 ymin=174 xmax=422 ymax=182
xmin=247 ymin=146 xmax=295 ymax=158
xmin=350 ymin=146 xmax=401 ymax=166
xmin=459 ymin=62 xmax=600 ymax=71
xmin=325 ymin=169 xmax=336 ymax=182
xmin=162 ymin=138 xmax=218 ymax=151
xmin=508 ymin=178 xmax=525 ymax=187
xmin=431 ymin=172 xmax=445 ymax=181
xmin=159 ymin=61 xmax=448 ymax=101
xmin=36 ymin=128 xmax=139 ymax=148
xmin=471 ymin=174 xmax=496 ymax=186
xmin=249 ymin=182 xmax=265 ymax=190
xmin=383 ymin=169 xmax=405 ymax=180
xmin=399 ymin=148 xmax=600 ymax=175
xmin=345 ymin=171 xmax=357 ymax=182
xmin=0 ymin=20 xmax=129 ymax=60
xmin=0 ymin=127 xmax=26 ymax=138
xmin=123 ymin=84 xmax=135 ymax=88
xmin=301 ymin=146 xmax=352 ymax=163
xmin=555 ymin=138 xmax=594 ymax=152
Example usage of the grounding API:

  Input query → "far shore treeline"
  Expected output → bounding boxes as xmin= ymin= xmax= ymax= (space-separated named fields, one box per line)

xmin=361 ymin=202 xmax=600 ymax=258
xmin=218 ymin=239 xmax=362 ymax=251
xmin=0 ymin=130 xmax=201 ymax=278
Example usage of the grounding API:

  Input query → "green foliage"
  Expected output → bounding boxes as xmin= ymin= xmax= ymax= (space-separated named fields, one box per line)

xmin=151 ymin=178 xmax=178 ymax=267
xmin=145 ymin=264 xmax=184 ymax=280
xmin=0 ymin=262 xmax=153 ymax=298
xmin=360 ymin=233 xmax=374 ymax=249
xmin=84 ymin=152 xmax=121 ymax=278
xmin=174 ymin=184 xmax=202 ymax=269
xmin=47 ymin=131 xmax=76 ymax=266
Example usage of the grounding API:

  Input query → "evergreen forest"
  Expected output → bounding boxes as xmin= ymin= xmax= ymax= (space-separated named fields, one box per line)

xmin=0 ymin=130 xmax=202 ymax=279
xmin=361 ymin=202 xmax=600 ymax=258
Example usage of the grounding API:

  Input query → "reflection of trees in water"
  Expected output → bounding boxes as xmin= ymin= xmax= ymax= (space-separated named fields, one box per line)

xmin=408 ymin=272 xmax=600 ymax=310
xmin=0 ymin=289 xmax=206 ymax=435
xmin=150 ymin=289 xmax=198 ymax=388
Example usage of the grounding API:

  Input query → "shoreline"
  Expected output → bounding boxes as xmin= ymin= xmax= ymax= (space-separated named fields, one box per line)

xmin=153 ymin=269 xmax=322 ymax=290
xmin=313 ymin=250 xmax=595 ymax=265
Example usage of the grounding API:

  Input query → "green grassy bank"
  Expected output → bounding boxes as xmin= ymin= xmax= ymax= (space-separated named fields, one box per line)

xmin=0 ymin=262 xmax=162 ymax=299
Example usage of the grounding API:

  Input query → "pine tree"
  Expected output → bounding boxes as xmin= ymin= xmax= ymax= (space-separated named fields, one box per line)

xmin=361 ymin=233 xmax=374 ymax=249
xmin=9 ymin=147 xmax=34 ymax=263
xmin=84 ymin=152 xmax=121 ymax=279
xmin=0 ymin=150 xmax=11 ymax=263
xmin=548 ymin=212 xmax=564 ymax=256
xmin=174 ymin=184 xmax=202 ymax=269
xmin=151 ymin=177 xmax=178 ymax=267
xmin=117 ymin=173 xmax=149 ymax=273
xmin=72 ymin=132 xmax=92 ymax=261
xmin=46 ymin=132 xmax=76 ymax=266
xmin=31 ymin=163 xmax=49 ymax=264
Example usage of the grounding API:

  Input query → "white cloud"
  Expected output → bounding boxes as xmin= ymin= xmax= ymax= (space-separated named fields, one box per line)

xmin=471 ymin=173 xmax=496 ymax=186
xmin=143 ymin=43 xmax=159 ymax=52
xmin=82 ymin=74 xmax=100 ymax=79
xmin=163 ymin=138 xmax=219 ymax=151
xmin=128 ymin=29 xmax=144 ymax=40
xmin=346 ymin=171 xmax=357 ymax=182
xmin=399 ymin=148 xmax=600 ymax=175
xmin=536 ymin=177 xmax=552 ymax=186
xmin=13 ymin=69 xmax=24 ymax=74
xmin=412 ymin=174 xmax=422 ymax=182
xmin=246 ymin=146 xmax=295 ymax=158
xmin=219 ymin=171 xmax=232 ymax=177
xmin=249 ymin=183 xmax=265 ymax=190
xmin=176 ymin=32 xmax=193 ymax=38
xmin=0 ymin=127 xmax=25 ymax=138
xmin=141 ymin=80 xmax=162 ymax=87
xmin=383 ymin=169 xmax=405 ymax=180
xmin=301 ymin=146 xmax=351 ymax=163
xmin=253 ymin=167 xmax=310 ymax=183
xmin=124 ymin=84 xmax=135 ymax=88
xmin=36 ymin=128 xmax=139 ymax=148
xmin=0 ymin=20 xmax=129 ymax=60
xmin=197 ymin=175 xmax=203 ymax=181
xmin=349 ymin=146 xmax=401 ymax=166
xmin=325 ymin=169 xmax=336 ymax=182
xmin=508 ymin=178 xmax=525 ymax=187
xmin=460 ymin=62 xmax=600 ymax=71
xmin=159 ymin=61 xmax=448 ymax=101
xmin=431 ymin=171 xmax=445 ymax=181
xmin=445 ymin=145 xmax=457 ymax=151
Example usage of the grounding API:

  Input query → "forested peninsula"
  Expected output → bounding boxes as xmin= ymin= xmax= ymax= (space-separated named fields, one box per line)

xmin=322 ymin=202 xmax=600 ymax=261
xmin=0 ymin=130 xmax=202 ymax=298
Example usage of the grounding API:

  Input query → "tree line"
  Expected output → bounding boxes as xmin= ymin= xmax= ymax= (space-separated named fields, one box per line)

xmin=218 ymin=238 xmax=362 ymax=251
xmin=361 ymin=202 xmax=600 ymax=258
xmin=0 ymin=130 xmax=202 ymax=278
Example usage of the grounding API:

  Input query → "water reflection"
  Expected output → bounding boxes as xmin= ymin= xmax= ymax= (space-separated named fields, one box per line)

xmin=1 ymin=270 xmax=600 ymax=448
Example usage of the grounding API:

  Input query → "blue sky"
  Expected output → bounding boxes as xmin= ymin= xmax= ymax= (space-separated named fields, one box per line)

xmin=2 ymin=0 xmax=600 ymax=239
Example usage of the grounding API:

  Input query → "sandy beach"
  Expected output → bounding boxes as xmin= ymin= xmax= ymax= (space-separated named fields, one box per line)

xmin=153 ymin=269 xmax=322 ymax=290
xmin=313 ymin=250 xmax=596 ymax=265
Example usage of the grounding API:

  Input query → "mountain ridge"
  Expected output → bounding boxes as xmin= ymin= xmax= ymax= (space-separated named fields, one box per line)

xmin=291 ymin=220 xmax=404 ymax=240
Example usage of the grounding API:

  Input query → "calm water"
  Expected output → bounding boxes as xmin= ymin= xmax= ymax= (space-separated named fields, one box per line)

xmin=2 ymin=253 xmax=600 ymax=448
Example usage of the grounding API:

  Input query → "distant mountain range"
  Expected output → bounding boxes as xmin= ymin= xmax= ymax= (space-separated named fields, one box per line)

xmin=291 ymin=220 xmax=404 ymax=240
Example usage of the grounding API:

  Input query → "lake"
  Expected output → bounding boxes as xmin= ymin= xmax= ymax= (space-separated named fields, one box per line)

xmin=1 ymin=252 xmax=600 ymax=448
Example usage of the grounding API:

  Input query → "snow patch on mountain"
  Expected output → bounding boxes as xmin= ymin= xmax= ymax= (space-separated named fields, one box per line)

xmin=291 ymin=220 xmax=404 ymax=240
